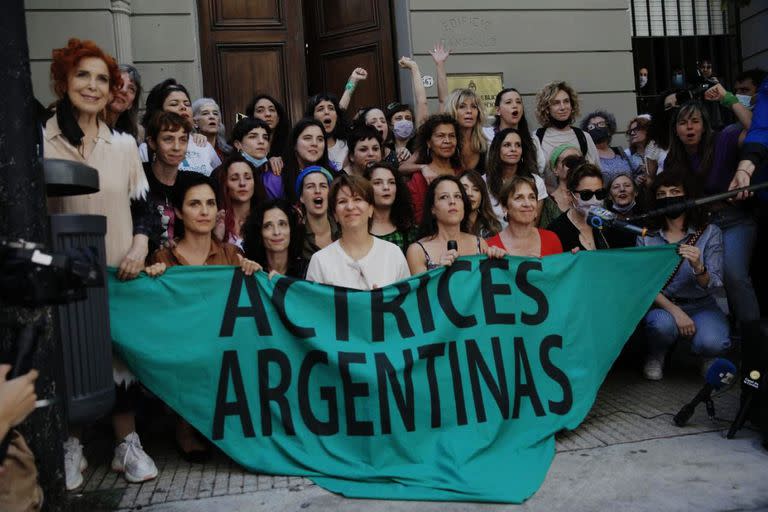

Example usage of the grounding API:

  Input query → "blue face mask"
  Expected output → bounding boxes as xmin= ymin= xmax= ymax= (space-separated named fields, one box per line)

xmin=672 ymin=73 xmax=685 ymax=88
xmin=241 ymin=150 xmax=268 ymax=169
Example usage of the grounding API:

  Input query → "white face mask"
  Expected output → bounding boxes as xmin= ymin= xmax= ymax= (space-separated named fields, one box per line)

xmin=736 ymin=94 xmax=753 ymax=110
xmin=572 ymin=195 xmax=603 ymax=216
xmin=639 ymin=76 xmax=648 ymax=88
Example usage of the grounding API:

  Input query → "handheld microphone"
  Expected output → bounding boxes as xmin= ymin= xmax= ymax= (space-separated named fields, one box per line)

xmin=673 ymin=358 xmax=737 ymax=427
xmin=587 ymin=206 xmax=649 ymax=236
xmin=447 ymin=240 xmax=458 ymax=252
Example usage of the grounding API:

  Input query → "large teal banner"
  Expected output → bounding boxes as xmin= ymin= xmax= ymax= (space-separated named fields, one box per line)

xmin=108 ymin=246 xmax=679 ymax=503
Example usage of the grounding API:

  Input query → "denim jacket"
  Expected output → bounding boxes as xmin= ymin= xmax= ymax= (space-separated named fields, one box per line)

xmin=636 ymin=223 xmax=723 ymax=301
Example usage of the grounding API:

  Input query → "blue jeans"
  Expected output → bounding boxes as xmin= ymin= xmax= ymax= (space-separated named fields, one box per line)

xmin=644 ymin=297 xmax=731 ymax=357
xmin=710 ymin=207 xmax=760 ymax=323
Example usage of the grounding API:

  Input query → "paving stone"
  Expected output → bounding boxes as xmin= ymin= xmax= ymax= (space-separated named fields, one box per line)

xmin=104 ymin=367 xmax=744 ymax=509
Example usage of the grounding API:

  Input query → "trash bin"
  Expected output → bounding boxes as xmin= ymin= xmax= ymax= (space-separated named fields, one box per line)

xmin=45 ymin=159 xmax=114 ymax=424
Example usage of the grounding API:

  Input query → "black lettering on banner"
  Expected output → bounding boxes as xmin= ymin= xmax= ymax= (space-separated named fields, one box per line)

xmin=371 ymin=282 xmax=415 ymax=341
xmin=447 ymin=341 xmax=468 ymax=425
xmin=257 ymin=349 xmax=295 ymax=436
xmin=271 ymin=277 xmax=315 ymax=338
xmin=220 ymin=271 xmax=273 ymax=337
xmin=416 ymin=274 xmax=436 ymax=333
xmin=375 ymin=350 xmax=415 ymax=433
xmin=466 ymin=337 xmax=509 ymax=422
xmin=540 ymin=335 xmax=573 ymax=415
xmin=212 ymin=350 xmax=255 ymax=440
xmin=339 ymin=352 xmax=374 ymax=436
xmin=479 ymin=258 xmax=516 ymax=325
xmin=516 ymin=261 xmax=549 ymax=325
xmin=334 ymin=287 xmax=350 ymax=341
xmin=511 ymin=337 xmax=545 ymax=418
xmin=298 ymin=350 xmax=339 ymax=435
xmin=418 ymin=343 xmax=446 ymax=428
xmin=438 ymin=260 xmax=477 ymax=327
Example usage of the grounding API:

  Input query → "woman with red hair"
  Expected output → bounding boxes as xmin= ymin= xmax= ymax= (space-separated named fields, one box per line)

xmin=44 ymin=38 xmax=158 ymax=490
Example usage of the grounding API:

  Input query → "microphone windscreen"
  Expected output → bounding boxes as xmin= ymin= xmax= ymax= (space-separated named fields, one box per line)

xmin=705 ymin=358 xmax=737 ymax=390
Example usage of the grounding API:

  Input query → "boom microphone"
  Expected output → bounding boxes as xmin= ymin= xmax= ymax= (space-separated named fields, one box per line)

xmin=629 ymin=181 xmax=768 ymax=224
xmin=587 ymin=206 xmax=648 ymax=236
xmin=673 ymin=358 xmax=737 ymax=427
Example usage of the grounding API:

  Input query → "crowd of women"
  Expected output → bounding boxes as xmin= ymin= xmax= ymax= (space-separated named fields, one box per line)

xmin=41 ymin=38 xmax=765 ymax=491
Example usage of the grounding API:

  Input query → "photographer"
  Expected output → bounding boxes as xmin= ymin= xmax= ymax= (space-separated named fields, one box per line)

xmin=0 ymin=365 xmax=42 ymax=511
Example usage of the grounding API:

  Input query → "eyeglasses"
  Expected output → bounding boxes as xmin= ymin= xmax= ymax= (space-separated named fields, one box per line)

xmin=587 ymin=121 xmax=607 ymax=131
xmin=628 ymin=127 xmax=643 ymax=135
xmin=573 ymin=189 xmax=607 ymax=201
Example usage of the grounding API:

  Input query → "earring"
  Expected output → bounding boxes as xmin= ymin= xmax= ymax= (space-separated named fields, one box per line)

xmin=426 ymin=146 xmax=431 ymax=158
xmin=503 ymin=213 xmax=508 ymax=222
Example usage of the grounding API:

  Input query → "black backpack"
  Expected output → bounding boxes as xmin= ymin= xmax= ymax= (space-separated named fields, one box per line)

xmin=536 ymin=126 xmax=589 ymax=157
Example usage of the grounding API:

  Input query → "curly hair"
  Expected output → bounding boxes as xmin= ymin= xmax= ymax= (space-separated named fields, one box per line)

xmin=445 ymin=88 xmax=488 ymax=155
xmin=50 ymin=38 xmax=122 ymax=99
xmin=364 ymin=161 xmax=414 ymax=233
xmin=534 ymin=81 xmax=580 ymax=127
xmin=414 ymin=114 xmax=462 ymax=170
xmin=579 ymin=110 xmax=618 ymax=136
xmin=485 ymin=128 xmax=538 ymax=201
xmin=459 ymin=170 xmax=501 ymax=236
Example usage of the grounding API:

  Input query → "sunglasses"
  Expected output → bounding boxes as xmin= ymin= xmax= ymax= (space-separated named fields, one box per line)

xmin=561 ymin=156 xmax=585 ymax=170
xmin=573 ymin=189 xmax=608 ymax=201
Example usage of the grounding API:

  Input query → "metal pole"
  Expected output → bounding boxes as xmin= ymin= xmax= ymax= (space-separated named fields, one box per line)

xmin=0 ymin=1 xmax=68 ymax=510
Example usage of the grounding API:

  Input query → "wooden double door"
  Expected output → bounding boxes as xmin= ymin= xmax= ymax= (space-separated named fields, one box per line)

xmin=197 ymin=0 xmax=398 ymax=127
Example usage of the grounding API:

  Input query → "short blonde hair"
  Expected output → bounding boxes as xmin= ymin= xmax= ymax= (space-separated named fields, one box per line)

xmin=445 ymin=88 xmax=488 ymax=155
xmin=534 ymin=81 xmax=580 ymax=127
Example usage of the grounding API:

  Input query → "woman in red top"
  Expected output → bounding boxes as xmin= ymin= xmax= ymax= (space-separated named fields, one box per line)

xmin=407 ymin=114 xmax=463 ymax=223
xmin=486 ymin=176 xmax=563 ymax=257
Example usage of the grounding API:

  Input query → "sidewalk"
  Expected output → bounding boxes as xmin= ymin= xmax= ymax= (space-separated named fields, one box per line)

xmin=69 ymin=363 xmax=768 ymax=512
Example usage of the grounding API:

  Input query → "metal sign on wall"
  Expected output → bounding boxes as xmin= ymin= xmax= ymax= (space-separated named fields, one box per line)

xmin=447 ymin=73 xmax=504 ymax=117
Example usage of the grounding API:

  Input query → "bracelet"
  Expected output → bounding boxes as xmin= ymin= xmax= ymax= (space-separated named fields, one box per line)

xmin=693 ymin=265 xmax=707 ymax=276
xmin=345 ymin=81 xmax=356 ymax=91
xmin=736 ymin=168 xmax=753 ymax=178
xmin=720 ymin=91 xmax=739 ymax=108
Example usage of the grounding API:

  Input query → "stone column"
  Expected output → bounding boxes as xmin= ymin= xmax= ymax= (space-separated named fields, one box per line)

xmin=111 ymin=0 xmax=133 ymax=64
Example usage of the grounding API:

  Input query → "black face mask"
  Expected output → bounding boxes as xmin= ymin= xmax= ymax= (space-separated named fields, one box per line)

xmin=550 ymin=117 xmax=571 ymax=129
xmin=588 ymin=127 xmax=610 ymax=144
xmin=655 ymin=196 xmax=687 ymax=219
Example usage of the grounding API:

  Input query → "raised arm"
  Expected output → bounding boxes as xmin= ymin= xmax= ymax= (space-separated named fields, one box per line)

xmin=429 ymin=42 xmax=450 ymax=113
xmin=339 ymin=67 xmax=368 ymax=111
xmin=399 ymin=56 xmax=429 ymax=126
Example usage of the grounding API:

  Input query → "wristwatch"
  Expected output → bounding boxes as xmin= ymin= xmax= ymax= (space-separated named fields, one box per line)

xmin=693 ymin=265 xmax=707 ymax=276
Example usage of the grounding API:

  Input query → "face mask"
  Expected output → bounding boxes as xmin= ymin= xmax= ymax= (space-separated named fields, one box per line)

xmin=392 ymin=119 xmax=414 ymax=140
xmin=550 ymin=118 xmax=571 ymax=129
xmin=672 ymin=74 xmax=684 ymax=88
xmin=572 ymin=195 xmax=603 ymax=216
xmin=612 ymin=200 xmax=636 ymax=214
xmin=588 ymin=127 xmax=610 ymax=144
xmin=655 ymin=196 xmax=687 ymax=219
xmin=241 ymin=150 xmax=268 ymax=169
xmin=736 ymin=94 xmax=753 ymax=110
xmin=639 ymin=76 xmax=648 ymax=88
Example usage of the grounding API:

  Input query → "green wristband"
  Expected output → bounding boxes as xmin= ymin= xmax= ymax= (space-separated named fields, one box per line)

xmin=345 ymin=81 xmax=356 ymax=91
xmin=720 ymin=91 xmax=738 ymax=108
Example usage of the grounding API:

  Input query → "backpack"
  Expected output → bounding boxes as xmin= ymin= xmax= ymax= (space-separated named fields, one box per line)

xmin=536 ymin=126 xmax=589 ymax=156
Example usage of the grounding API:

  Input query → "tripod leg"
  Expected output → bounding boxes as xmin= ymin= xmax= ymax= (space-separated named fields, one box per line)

xmin=726 ymin=393 xmax=754 ymax=439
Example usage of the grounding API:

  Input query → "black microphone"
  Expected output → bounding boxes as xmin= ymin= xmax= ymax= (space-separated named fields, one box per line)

xmin=673 ymin=358 xmax=737 ymax=427
xmin=587 ymin=206 xmax=649 ymax=236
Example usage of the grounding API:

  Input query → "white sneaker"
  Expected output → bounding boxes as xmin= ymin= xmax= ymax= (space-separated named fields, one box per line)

xmin=111 ymin=432 xmax=158 ymax=483
xmin=643 ymin=354 xmax=665 ymax=381
xmin=63 ymin=436 xmax=88 ymax=491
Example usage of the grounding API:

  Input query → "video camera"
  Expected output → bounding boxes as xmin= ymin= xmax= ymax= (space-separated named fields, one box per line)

xmin=675 ymin=73 xmax=719 ymax=105
xmin=0 ymin=237 xmax=102 ymax=307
